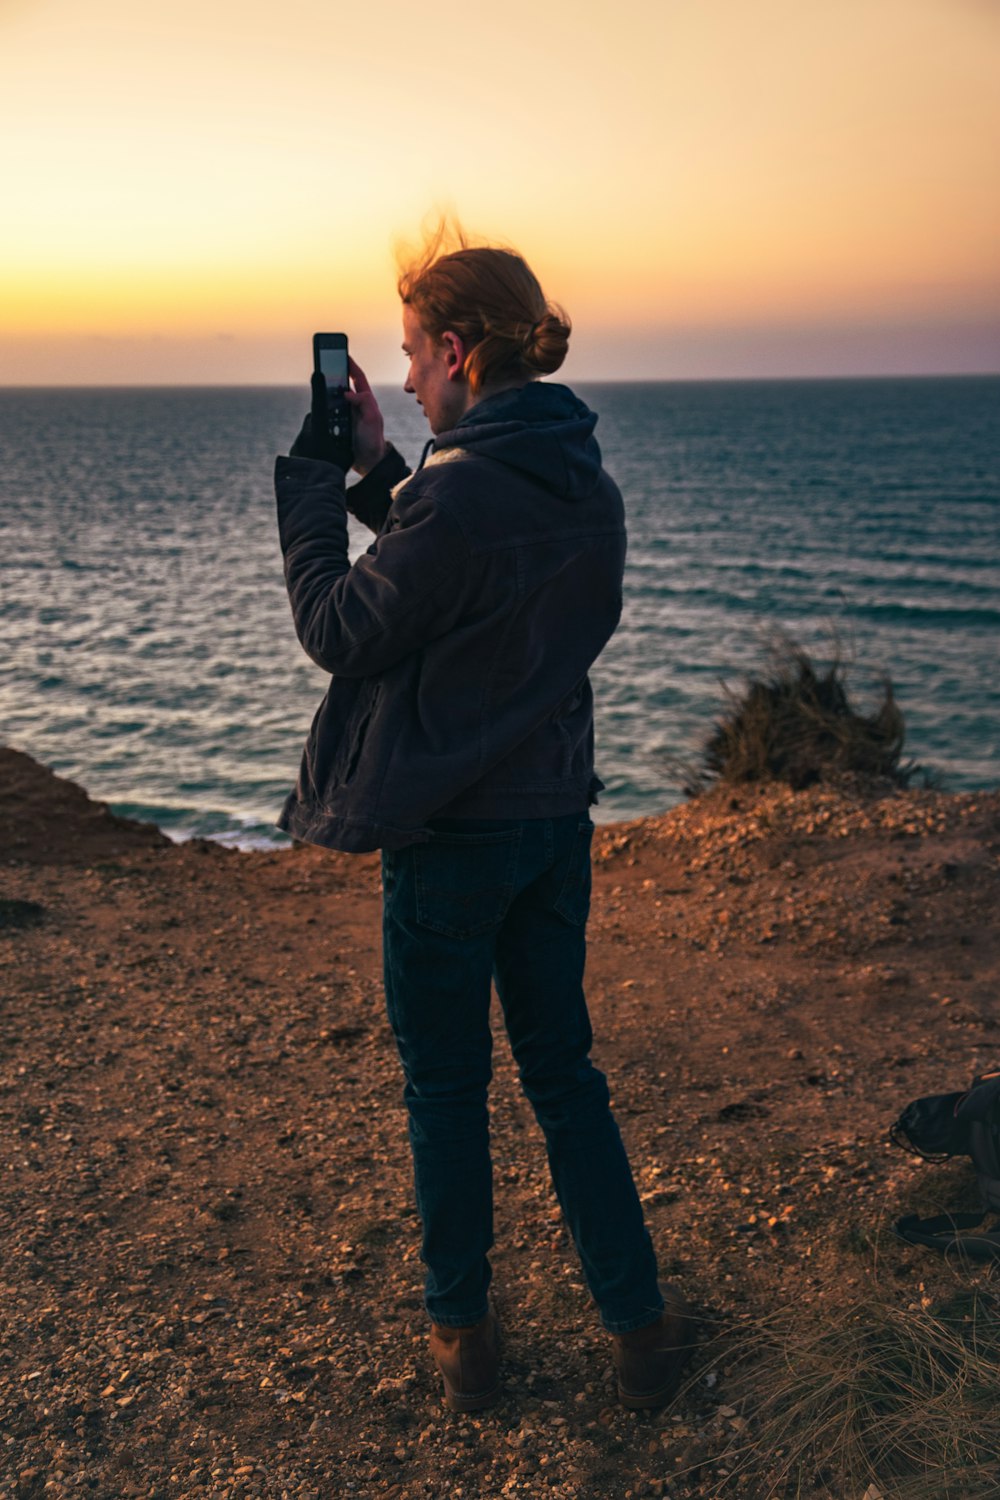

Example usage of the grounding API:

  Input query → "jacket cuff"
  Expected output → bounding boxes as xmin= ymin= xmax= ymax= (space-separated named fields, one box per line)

xmin=347 ymin=443 xmax=411 ymax=532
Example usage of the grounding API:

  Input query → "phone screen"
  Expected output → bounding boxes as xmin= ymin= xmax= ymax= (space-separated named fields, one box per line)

xmin=319 ymin=347 xmax=348 ymax=391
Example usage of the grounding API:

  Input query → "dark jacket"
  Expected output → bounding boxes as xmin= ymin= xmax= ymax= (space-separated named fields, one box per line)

xmin=274 ymin=381 xmax=627 ymax=852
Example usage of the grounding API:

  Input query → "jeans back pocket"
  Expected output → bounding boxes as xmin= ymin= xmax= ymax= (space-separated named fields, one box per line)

xmin=552 ymin=820 xmax=594 ymax=926
xmin=414 ymin=827 xmax=522 ymax=938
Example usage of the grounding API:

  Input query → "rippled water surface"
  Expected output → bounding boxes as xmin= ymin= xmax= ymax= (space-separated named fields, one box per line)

xmin=1 ymin=378 xmax=997 ymax=846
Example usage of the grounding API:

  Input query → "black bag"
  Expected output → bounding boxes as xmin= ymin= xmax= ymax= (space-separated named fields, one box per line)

xmin=889 ymin=1070 xmax=1000 ymax=1260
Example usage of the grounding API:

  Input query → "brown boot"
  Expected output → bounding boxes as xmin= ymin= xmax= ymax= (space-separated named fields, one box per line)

xmin=611 ymin=1285 xmax=698 ymax=1410
xmin=428 ymin=1310 xmax=501 ymax=1412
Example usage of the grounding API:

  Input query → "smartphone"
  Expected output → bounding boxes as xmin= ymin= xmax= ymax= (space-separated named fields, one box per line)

xmin=312 ymin=332 xmax=353 ymax=469
xmin=313 ymin=332 xmax=349 ymax=394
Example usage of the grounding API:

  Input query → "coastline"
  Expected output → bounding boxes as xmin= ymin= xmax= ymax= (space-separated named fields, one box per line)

xmin=3 ymin=744 xmax=998 ymax=1497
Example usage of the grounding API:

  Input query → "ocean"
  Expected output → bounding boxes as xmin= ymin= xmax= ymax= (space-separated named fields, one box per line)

xmin=1 ymin=377 xmax=997 ymax=848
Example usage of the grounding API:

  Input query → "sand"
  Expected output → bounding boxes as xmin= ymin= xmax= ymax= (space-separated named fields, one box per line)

xmin=2 ymin=745 xmax=998 ymax=1498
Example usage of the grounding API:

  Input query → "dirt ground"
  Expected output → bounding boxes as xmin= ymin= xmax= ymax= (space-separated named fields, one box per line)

xmin=1 ymin=745 xmax=998 ymax=1499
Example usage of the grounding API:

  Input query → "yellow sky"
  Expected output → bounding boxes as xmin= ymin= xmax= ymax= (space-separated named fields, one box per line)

xmin=1 ymin=0 xmax=998 ymax=382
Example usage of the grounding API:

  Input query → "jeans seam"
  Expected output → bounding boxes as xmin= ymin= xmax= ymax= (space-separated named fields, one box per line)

xmin=603 ymin=1306 xmax=666 ymax=1334
xmin=427 ymin=1308 xmax=491 ymax=1328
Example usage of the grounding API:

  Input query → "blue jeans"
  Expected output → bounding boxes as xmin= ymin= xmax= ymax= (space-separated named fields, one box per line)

xmin=380 ymin=812 xmax=664 ymax=1333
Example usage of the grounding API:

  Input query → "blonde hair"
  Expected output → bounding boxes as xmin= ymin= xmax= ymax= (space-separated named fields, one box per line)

xmin=397 ymin=221 xmax=571 ymax=394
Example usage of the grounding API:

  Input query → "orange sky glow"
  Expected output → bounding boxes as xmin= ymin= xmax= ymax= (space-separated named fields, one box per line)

xmin=1 ymin=0 xmax=998 ymax=383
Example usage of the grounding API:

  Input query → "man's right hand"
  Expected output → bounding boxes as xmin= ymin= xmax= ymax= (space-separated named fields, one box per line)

xmin=345 ymin=358 xmax=388 ymax=476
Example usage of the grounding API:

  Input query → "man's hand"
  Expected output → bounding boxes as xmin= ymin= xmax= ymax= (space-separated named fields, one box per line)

xmin=344 ymin=358 xmax=388 ymax=476
xmin=289 ymin=372 xmax=354 ymax=470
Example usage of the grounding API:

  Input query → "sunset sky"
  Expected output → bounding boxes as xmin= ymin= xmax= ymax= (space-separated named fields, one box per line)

xmin=2 ymin=0 xmax=998 ymax=384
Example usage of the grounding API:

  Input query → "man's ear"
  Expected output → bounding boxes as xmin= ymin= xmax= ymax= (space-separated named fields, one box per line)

xmin=440 ymin=331 xmax=467 ymax=383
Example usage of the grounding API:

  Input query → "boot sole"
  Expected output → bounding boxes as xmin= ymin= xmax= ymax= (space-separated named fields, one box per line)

xmin=440 ymin=1378 xmax=502 ymax=1413
xmin=617 ymin=1372 xmax=685 ymax=1411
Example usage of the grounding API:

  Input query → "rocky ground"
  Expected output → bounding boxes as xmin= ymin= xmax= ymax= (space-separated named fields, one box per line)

xmin=1 ymin=746 xmax=998 ymax=1499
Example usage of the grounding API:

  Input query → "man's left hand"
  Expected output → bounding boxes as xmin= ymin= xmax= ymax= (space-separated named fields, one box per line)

xmin=289 ymin=372 xmax=354 ymax=470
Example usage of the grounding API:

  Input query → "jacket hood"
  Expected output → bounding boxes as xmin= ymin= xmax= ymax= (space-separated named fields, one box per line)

xmin=432 ymin=382 xmax=603 ymax=500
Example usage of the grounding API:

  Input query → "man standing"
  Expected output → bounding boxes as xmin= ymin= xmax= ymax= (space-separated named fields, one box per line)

xmin=275 ymin=230 xmax=696 ymax=1411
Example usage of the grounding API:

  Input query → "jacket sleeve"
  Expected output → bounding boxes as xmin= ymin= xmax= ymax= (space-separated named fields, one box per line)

xmin=274 ymin=455 xmax=472 ymax=679
xmin=345 ymin=442 xmax=411 ymax=534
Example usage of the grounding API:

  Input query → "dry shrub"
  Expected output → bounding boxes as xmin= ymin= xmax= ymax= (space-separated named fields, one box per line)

xmin=692 ymin=633 xmax=911 ymax=794
xmin=715 ymin=1282 xmax=1000 ymax=1499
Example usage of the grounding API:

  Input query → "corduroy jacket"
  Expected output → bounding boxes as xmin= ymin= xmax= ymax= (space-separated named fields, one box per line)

xmin=274 ymin=382 xmax=627 ymax=852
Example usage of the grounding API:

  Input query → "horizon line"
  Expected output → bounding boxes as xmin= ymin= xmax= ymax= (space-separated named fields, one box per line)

xmin=1 ymin=370 xmax=998 ymax=392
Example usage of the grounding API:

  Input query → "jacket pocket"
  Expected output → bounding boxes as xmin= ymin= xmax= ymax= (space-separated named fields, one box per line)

xmin=552 ymin=820 xmax=594 ymax=926
xmin=339 ymin=683 xmax=380 ymax=785
xmin=414 ymin=827 xmax=522 ymax=938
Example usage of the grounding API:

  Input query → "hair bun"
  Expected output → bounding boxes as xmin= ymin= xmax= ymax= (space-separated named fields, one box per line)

xmin=524 ymin=307 xmax=571 ymax=375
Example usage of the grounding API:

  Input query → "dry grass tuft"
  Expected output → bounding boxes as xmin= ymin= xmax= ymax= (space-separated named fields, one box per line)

xmin=714 ymin=1280 xmax=1000 ymax=1499
xmin=687 ymin=632 xmax=917 ymax=795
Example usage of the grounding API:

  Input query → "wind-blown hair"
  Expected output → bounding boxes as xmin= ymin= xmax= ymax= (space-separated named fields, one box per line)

xmin=397 ymin=222 xmax=571 ymax=394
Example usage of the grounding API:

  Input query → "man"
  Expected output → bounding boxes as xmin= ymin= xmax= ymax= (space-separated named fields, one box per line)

xmin=274 ymin=231 xmax=696 ymax=1412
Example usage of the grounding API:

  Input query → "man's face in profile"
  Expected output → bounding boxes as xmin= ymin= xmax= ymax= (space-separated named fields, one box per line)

xmin=401 ymin=304 xmax=468 ymax=436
